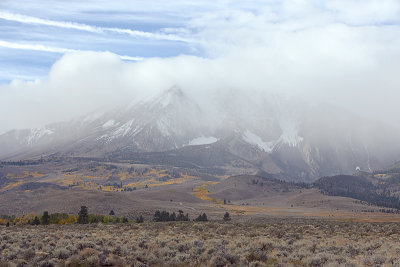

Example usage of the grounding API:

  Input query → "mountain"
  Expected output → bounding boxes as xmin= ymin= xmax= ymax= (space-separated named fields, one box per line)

xmin=1 ymin=86 xmax=400 ymax=182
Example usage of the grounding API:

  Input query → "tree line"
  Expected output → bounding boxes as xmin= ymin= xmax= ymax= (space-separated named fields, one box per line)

xmin=1 ymin=207 xmax=232 ymax=226
xmin=152 ymin=210 xmax=231 ymax=222
xmin=0 ymin=207 xmax=129 ymax=226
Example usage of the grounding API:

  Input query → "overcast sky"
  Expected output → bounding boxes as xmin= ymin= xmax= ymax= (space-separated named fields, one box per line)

xmin=0 ymin=0 xmax=399 ymax=133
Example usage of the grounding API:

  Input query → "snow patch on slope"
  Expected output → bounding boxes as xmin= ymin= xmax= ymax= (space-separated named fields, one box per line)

xmin=111 ymin=120 xmax=134 ymax=138
xmin=188 ymin=136 xmax=218 ymax=146
xmin=26 ymin=128 xmax=54 ymax=145
xmin=242 ymin=130 xmax=274 ymax=152
xmin=102 ymin=120 xmax=116 ymax=129
xmin=156 ymin=119 xmax=172 ymax=136
xmin=277 ymin=120 xmax=303 ymax=147
xmin=98 ymin=120 xmax=143 ymax=142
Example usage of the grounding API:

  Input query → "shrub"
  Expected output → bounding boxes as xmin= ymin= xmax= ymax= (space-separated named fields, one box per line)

xmin=223 ymin=212 xmax=231 ymax=222
xmin=32 ymin=216 xmax=40 ymax=225
xmin=23 ymin=249 xmax=36 ymax=261
xmin=54 ymin=248 xmax=70 ymax=259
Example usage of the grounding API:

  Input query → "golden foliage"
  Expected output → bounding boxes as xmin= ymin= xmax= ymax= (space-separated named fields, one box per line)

xmin=1 ymin=181 xmax=23 ymax=191
xmin=6 ymin=171 xmax=44 ymax=179
xmin=192 ymin=182 xmax=222 ymax=204
xmin=59 ymin=215 xmax=78 ymax=224
xmin=118 ymin=172 xmax=128 ymax=181
xmin=148 ymin=178 xmax=187 ymax=187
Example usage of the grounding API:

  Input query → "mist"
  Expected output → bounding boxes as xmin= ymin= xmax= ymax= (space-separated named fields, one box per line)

xmin=1 ymin=0 xmax=400 ymax=134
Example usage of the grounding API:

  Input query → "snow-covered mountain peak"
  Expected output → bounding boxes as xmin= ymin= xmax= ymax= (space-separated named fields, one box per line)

xmin=147 ymin=86 xmax=187 ymax=110
xmin=1 ymin=87 xmax=400 ymax=181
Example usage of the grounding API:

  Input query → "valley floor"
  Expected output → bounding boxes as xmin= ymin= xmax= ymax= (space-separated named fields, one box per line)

xmin=1 ymin=219 xmax=400 ymax=266
xmin=2 ymin=158 xmax=400 ymax=224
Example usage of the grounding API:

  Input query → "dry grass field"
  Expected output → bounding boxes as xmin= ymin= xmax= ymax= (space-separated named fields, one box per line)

xmin=2 ymin=161 xmax=400 ymax=266
xmin=1 ymin=218 xmax=400 ymax=266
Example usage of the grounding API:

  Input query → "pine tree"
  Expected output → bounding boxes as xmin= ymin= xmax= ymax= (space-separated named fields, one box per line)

xmin=77 ymin=206 xmax=89 ymax=224
xmin=160 ymin=211 xmax=170 ymax=221
xmin=177 ymin=210 xmax=185 ymax=221
xmin=41 ymin=211 xmax=50 ymax=225
xmin=153 ymin=210 xmax=161 ymax=222
xmin=195 ymin=213 xmax=208 ymax=222
xmin=223 ymin=212 xmax=231 ymax=221
xmin=109 ymin=210 xmax=115 ymax=216
xmin=136 ymin=215 xmax=144 ymax=223
xmin=170 ymin=212 xmax=176 ymax=221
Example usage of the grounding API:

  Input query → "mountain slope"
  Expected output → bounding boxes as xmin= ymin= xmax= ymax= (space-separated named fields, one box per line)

xmin=1 ymin=86 xmax=400 ymax=181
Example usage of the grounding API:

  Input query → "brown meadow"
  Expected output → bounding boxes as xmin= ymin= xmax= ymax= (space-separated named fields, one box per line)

xmin=1 ymin=218 xmax=400 ymax=266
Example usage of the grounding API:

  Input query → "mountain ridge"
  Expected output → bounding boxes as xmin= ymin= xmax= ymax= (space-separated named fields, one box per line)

xmin=1 ymin=86 xmax=400 ymax=181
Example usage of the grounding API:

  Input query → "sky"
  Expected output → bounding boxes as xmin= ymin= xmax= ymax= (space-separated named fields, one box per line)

xmin=0 ymin=0 xmax=400 ymax=133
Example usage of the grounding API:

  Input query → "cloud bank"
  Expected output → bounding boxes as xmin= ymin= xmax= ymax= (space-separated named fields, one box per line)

xmin=0 ymin=0 xmax=400 ymax=133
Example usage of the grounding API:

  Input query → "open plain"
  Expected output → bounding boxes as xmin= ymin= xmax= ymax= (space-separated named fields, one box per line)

xmin=2 ymin=219 xmax=400 ymax=266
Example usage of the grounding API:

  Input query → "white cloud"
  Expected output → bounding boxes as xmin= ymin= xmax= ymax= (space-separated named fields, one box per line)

xmin=0 ymin=0 xmax=400 ymax=133
xmin=0 ymin=40 xmax=77 ymax=54
xmin=0 ymin=11 xmax=192 ymax=42
xmin=326 ymin=0 xmax=400 ymax=25
xmin=0 ymin=11 xmax=102 ymax=33
xmin=0 ymin=40 xmax=143 ymax=61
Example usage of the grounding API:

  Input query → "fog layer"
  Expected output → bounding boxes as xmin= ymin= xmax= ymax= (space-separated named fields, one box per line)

xmin=1 ymin=0 xmax=400 ymax=134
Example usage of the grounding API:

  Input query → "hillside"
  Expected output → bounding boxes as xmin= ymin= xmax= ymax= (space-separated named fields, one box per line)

xmin=1 ymin=158 xmax=399 ymax=221
xmin=314 ymin=172 xmax=400 ymax=210
xmin=207 ymin=175 xmax=300 ymax=201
